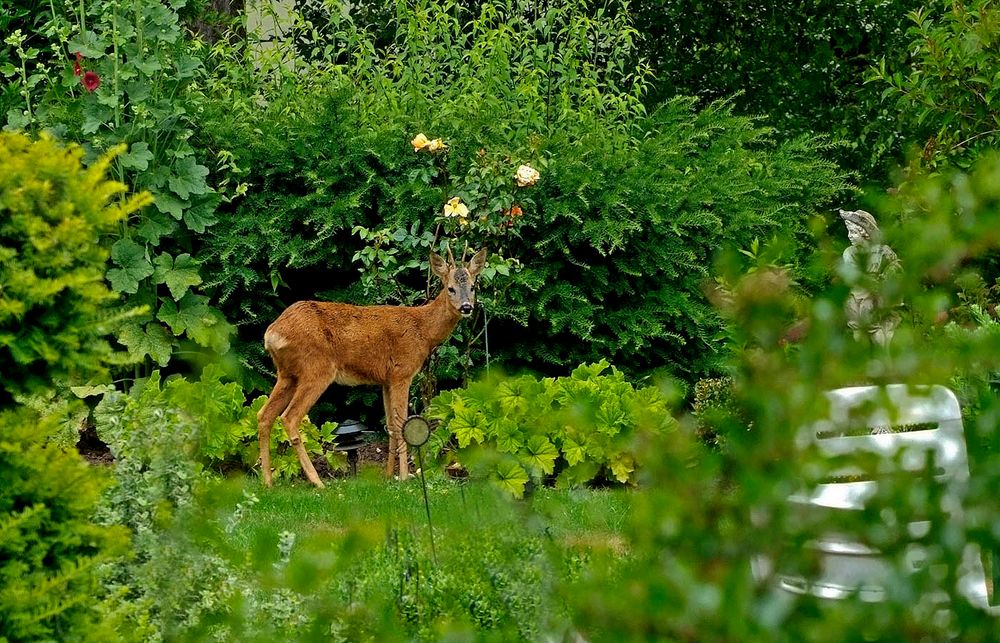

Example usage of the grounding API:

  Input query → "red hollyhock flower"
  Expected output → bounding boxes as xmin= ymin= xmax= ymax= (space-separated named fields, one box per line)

xmin=82 ymin=71 xmax=100 ymax=92
xmin=73 ymin=52 xmax=83 ymax=77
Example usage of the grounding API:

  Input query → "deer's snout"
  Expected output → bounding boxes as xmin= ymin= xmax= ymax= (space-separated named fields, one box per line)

xmin=459 ymin=302 xmax=474 ymax=316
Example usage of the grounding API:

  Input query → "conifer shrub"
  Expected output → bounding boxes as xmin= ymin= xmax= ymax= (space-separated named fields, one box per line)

xmin=201 ymin=0 xmax=852 ymax=403
xmin=0 ymin=404 xmax=131 ymax=640
xmin=0 ymin=132 xmax=150 ymax=404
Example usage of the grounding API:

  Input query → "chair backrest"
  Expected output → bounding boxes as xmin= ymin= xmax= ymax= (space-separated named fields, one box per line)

xmin=752 ymin=384 xmax=993 ymax=610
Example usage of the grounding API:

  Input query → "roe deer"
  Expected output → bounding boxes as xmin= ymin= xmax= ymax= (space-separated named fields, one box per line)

xmin=257 ymin=247 xmax=488 ymax=487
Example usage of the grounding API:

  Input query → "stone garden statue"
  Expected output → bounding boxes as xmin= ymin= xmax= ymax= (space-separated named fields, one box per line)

xmin=838 ymin=209 xmax=902 ymax=346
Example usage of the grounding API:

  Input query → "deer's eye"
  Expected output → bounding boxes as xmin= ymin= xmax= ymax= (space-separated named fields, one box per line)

xmin=448 ymin=287 xmax=456 ymax=294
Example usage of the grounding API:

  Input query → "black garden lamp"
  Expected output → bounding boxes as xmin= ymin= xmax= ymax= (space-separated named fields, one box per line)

xmin=332 ymin=419 xmax=370 ymax=477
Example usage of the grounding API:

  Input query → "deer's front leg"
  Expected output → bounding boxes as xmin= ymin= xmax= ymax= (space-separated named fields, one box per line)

xmin=388 ymin=378 xmax=413 ymax=480
xmin=382 ymin=385 xmax=396 ymax=478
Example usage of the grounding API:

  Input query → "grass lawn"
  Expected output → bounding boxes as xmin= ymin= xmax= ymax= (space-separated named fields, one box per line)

xmin=225 ymin=467 xmax=631 ymax=551
xmin=195 ymin=468 xmax=634 ymax=639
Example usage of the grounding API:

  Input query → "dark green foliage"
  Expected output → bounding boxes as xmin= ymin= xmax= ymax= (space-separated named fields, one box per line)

xmin=0 ymin=408 xmax=130 ymax=641
xmin=427 ymin=361 xmax=676 ymax=495
xmin=340 ymin=0 xmax=924 ymax=178
xmin=502 ymin=100 xmax=849 ymax=377
xmin=624 ymin=0 xmax=928 ymax=177
xmin=872 ymin=0 xmax=1000 ymax=172
xmin=0 ymin=1 xmax=48 ymax=119
xmin=0 ymin=132 xmax=149 ymax=405
xmin=201 ymin=0 xmax=851 ymax=400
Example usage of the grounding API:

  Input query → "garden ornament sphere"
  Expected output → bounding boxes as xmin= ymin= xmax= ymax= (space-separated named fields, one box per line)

xmin=402 ymin=415 xmax=431 ymax=447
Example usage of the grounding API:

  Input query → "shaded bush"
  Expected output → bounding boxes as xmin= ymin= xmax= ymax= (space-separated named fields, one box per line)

xmin=872 ymin=0 xmax=1000 ymax=172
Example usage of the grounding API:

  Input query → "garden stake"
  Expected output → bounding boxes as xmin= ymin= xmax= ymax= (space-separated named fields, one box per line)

xmin=403 ymin=415 xmax=437 ymax=564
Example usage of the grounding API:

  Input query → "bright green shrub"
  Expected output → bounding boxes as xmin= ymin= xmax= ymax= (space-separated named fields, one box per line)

xmin=91 ymin=386 xmax=321 ymax=638
xmin=0 ymin=132 xmax=150 ymax=405
xmin=0 ymin=408 xmax=130 ymax=641
xmin=93 ymin=369 xmax=343 ymax=484
xmin=4 ymin=0 xmax=232 ymax=370
xmin=427 ymin=361 xmax=676 ymax=496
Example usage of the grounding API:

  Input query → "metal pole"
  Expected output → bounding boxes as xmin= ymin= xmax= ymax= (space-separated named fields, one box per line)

xmin=415 ymin=446 xmax=437 ymax=564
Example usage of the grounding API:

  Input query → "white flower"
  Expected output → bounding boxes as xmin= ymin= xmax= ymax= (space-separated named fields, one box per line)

xmin=515 ymin=164 xmax=540 ymax=187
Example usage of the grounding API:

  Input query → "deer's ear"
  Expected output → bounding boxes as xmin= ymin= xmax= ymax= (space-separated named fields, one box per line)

xmin=467 ymin=248 xmax=488 ymax=277
xmin=430 ymin=252 xmax=449 ymax=278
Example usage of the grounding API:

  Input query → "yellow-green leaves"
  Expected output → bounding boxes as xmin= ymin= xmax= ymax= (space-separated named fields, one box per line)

xmin=494 ymin=458 xmax=530 ymax=498
xmin=429 ymin=361 xmax=675 ymax=496
xmin=0 ymin=132 xmax=148 ymax=400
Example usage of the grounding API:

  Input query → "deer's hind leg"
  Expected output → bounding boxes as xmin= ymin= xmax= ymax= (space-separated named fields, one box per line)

xmin=279 ymin=377 xmax=329 ymax=488
xmin=258 ymin=374 xmax=296 ymax=488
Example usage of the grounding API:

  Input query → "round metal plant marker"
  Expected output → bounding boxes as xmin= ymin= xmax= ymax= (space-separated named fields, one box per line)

xmin=402 ymin=415 xmax=431 ymax=447
xmin=402 ymin=414 xmax=436 ymax=563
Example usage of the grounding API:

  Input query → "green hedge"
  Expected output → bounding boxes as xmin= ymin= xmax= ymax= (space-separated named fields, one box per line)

xmin=200 ymin=0 xmax=852 ymax=399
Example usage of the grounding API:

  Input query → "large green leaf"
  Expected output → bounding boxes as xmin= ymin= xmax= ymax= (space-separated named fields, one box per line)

xmin=158 ymin=293 xmax=231 ymax=352
xmin=106 ymin=239 xmax=153 ymax=294
xmin=609 ymin=453 xmax=635 ymax=483
xmin=119 ymin=142 xmax=154 ymax=171
xmin=561 ymin=437 xmax=586 ymax=466
xmin=117 ymin=320 xmax=173 ymax=366
xmin=153 ymin=252 xmax=202 ymax=300
xmin=183 ymin=194 xmax=220 ymax=233
xmin=168 ymin=155 xmax=209 ymax=199
xmin=66 ymin=31 xmax=109 ymax=58
xmin=451 ymin=405 xmax=484 ymax=448
xmin=492 ymin=418 xmax=523 ymax=453
xmin=493 ymin=459 xmax=529 ymax=498
xmin=153 ymin=191 xmax=187 ymax=220
xmin=136 ymin=209 xmax=178 ymax=244
xmin=521 ymin=435 xmax=558 ymax=475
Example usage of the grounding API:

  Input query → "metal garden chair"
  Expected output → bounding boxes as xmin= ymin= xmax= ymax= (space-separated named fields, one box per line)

xmin=751 ymin=384 xmax=996 ymax=612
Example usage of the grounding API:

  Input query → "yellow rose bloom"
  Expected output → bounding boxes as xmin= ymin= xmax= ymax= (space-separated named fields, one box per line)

xmin=444 ymin=197 xmax=470 ymax=218
xmin=427 ymin=138 xmax=447 ymax=152
xmin=411 ymin=133 xmax=430 ymax=151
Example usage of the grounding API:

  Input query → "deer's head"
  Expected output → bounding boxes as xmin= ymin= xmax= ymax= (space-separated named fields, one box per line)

xmin=431 ymin=247 xmax=488 ymax=318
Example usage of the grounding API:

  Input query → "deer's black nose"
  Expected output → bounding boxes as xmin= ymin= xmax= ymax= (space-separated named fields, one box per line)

xmin=459 ymin=303 xmax=473 ymax=315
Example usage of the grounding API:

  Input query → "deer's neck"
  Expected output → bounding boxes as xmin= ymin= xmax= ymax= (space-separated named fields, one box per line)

xmin=418 ymin=290 xmax=463 ymax=348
